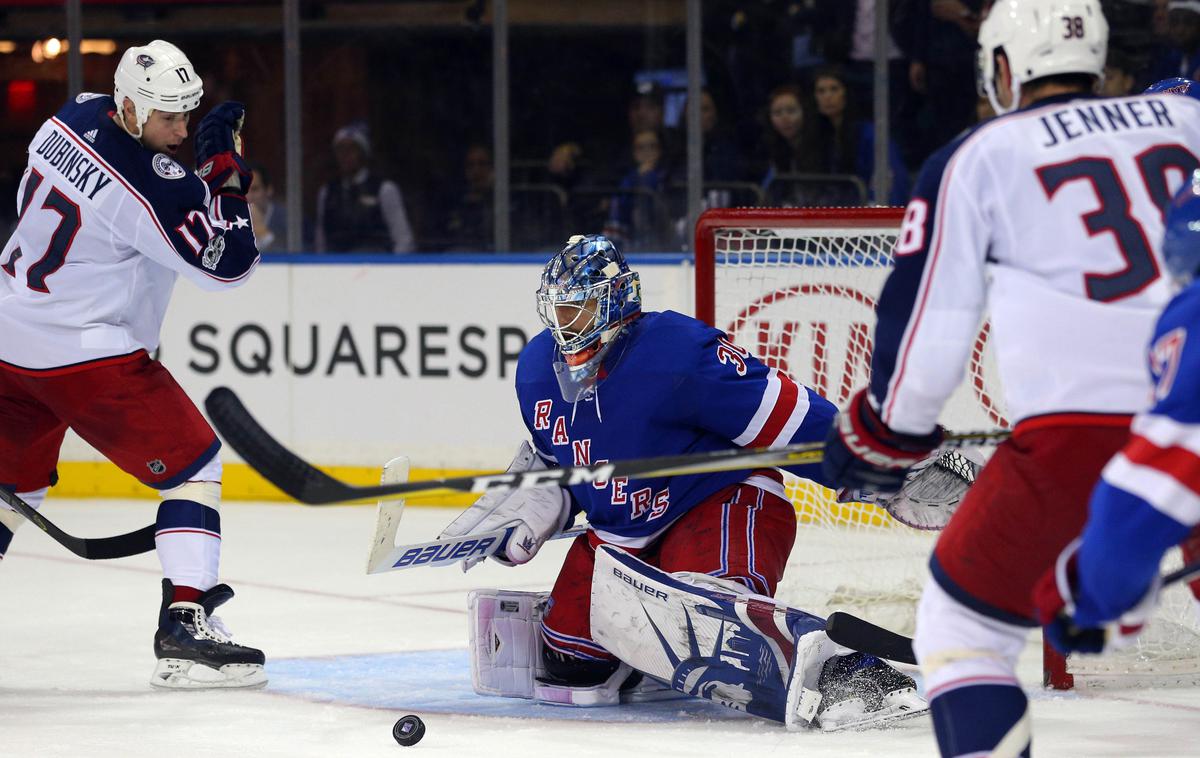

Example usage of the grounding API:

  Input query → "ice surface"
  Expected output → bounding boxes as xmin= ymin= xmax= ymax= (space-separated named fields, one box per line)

xmin=2 ymin=500 xmax=1198 ymax=757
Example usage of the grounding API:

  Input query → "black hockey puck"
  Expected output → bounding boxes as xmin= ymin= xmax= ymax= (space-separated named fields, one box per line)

xmin=392 ymin=714 xmax=426 ymax=747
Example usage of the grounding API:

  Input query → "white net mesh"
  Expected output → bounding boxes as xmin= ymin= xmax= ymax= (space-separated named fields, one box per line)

xmin=706 ymin=216 xmax=1200 ymax=685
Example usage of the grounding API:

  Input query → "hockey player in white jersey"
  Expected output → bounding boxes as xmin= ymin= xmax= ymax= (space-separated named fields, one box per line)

xmin=821 ymin=1 xmax=1200 ymax=755
xmin=1035 ymin=172 xmax=1200 ymax=656
xmin=0 ymin=41 xmax=265 ymax=688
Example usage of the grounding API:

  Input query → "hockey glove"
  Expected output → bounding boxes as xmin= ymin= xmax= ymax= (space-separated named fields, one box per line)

xmin=195 ymin=101 xmax=251 ymax=196
xmin=823 ymin=388 xmax=944 ymax=495
xmin=1033 ymin=538 xmax=1158 ymax=656
xmin=438 ymin=441 xmax=572 ymax=571
xmin=837 ymin=448 xmax=982 ymax=530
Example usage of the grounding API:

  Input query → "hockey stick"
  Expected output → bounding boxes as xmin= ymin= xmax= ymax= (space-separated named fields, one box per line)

xmin=0 ymin=487 xmax=156 ymax=560
xmin=204 ymin=386 xmax=1008 ymax=506
xmin=824 ymin=560 xmax=1200 ymax=667
xmin=825 ymin=612 xmax=918 ymax=665
xmin=369 ymin=524 xmax=589 ymax=573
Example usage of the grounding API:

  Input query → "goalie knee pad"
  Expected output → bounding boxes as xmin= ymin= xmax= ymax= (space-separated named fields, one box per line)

xmin=468 ymin=589 xmax=549 ymax=699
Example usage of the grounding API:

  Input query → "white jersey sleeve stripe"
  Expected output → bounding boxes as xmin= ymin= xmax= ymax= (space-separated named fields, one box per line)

xmin=733 ymin=368 xmax=782 ymax=446
xmin=1102 ymin=451 xmax=1200 ymax=527
xmin=1129 ymin=413 xmax=1200 ymax=457
xmin=769 ymin=380 xmax=811 ymax=448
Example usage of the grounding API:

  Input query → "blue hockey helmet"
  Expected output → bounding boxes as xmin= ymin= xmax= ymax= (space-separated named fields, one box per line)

xmin=537 ymin=234 xmax=641 ymax=361
xmin=1144 ymin=77 xmax=1200 ymax=100
xmin=1163 ymin=169 xmax=1200 ymax=288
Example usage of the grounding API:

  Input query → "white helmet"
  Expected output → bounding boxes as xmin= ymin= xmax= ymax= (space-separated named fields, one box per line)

xmin=978 ymin=0 xmax=1108 ymax=114
xmin=113 ymin=40 xmax=203 ymax=137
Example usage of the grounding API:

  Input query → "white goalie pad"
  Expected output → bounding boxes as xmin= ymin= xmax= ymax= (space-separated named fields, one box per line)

xmin=590 ymin=545 xmax=834 ymax=727
xmin=468 ymin=589 xmax=548 ymax=699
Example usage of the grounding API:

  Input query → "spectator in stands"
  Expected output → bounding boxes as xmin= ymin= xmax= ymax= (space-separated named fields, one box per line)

xmin=628 ymin=81 xmax=666 ymax=137
xmin=1102 ymin=49 xmax=1141 ymax=96
xmin=757 ymin=84 xmax=822 ymax=206
xmin=604 ymin=129 xmax=670 ymax=251
xmin=1149 ymin=1 xmax=1200 ymax=81
xmin=836 ymin=0 xmax=922 ymax=168
xmin=315 ymin=123 xmax=415 ymax=253
xmin=810 ymin=66 xmax=910 ymax=206
xmin=441 ymin=143 xmax=495 ymax=251
xmin=694 ymin=89 xmax=743 ymax=183
xmin=246 ymin=162 xmax=288 ymax=253
xmin=906 ymin=0 xmax=986 ymax=163
xmin=548 ymin=141 xmax=608 ymax=234
xmin=1155 ymin=0 xmax=1172 ymax=38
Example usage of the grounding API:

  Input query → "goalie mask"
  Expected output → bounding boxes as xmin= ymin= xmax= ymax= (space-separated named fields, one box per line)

xmin=537 ymin=234 xmax=641 ymax=402
xmin=977 ymin=0 xmax=1107 ymax=115
xmin=114 ymin=40 xmax=204 ymax=139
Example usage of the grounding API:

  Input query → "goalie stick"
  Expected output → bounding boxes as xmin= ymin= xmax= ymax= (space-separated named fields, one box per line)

xmin=0 ymin=487 xmax=156 ymax=560
xmin=366 ymin=455 xmax=589 ymax=573
xmin=825 ymin=560 xmax=1200 ymax=667
xmin=205 ymin=386 xmax=1008 ymax=506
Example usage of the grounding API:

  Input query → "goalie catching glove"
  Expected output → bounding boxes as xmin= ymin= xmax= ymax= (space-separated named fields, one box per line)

xmin=438 ymin=441 xmax=572 ymax=570
xmin=1033 ymin=538 xmax=1158 ymax=656
xmin=195 ymin=100 xmax=251 ymax=196
xmin=823 ymin=388 xmax=945 ymax=495
xmin=838 ymin=448 xmax=983 ymax=531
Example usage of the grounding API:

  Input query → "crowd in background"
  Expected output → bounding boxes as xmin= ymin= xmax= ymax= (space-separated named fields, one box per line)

xmin=0 ymin=0 xmax=1194 ymax=254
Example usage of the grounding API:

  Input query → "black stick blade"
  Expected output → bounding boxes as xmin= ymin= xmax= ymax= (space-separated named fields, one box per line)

xmin=205 ymin=386 xmax=353 ymax=503
xmin=825 ymin=611 xmax=917 ymax=665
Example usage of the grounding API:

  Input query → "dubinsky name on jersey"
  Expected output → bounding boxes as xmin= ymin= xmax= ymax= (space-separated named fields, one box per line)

xmin=516 ymin=310 xmax=837 ymax=547
xmin=0 ymin=93 xmax=259 ymax=370
xmin=868 ymin=92 xmax=1200 ymax=435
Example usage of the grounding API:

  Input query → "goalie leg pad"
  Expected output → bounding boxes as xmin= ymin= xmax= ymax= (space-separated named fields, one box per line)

xmin=468 ymin=588 xmax=549 ymax=699
xmin=591 ymin=544 xmax=829 ymax=725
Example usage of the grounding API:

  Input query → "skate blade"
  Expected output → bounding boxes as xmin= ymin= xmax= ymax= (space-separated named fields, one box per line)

xmin=819 ymin=690 xmax=929 ymax=732
xmin=151 ymin=658 xmax=268 ymax=690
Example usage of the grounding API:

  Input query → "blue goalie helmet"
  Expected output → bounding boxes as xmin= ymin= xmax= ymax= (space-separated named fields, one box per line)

xmin=537 ymin=234 xmax=642 ymax=361
xmin=1163 ymin=169 xmax=1200 ymax=288
xmin=1144 ymin=77 xmax=1200 ymax=100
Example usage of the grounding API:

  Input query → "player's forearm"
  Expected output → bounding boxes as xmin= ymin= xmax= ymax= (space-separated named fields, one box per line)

xmin=1074 ymin=483 xmax=1192 ymax=625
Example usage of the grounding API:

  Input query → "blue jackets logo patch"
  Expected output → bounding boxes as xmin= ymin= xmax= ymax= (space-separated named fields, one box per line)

xmin=136 ymin=54 xmax=155 ymax=69
xmin=152 ymin=153 xmax=185 ymax=180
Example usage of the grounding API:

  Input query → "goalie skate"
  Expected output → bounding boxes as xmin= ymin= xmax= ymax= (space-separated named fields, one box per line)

xmin=151 ymin=580 xmax=266 ymax=690
xmin=814 ymin=652 xmax=927 ymax=731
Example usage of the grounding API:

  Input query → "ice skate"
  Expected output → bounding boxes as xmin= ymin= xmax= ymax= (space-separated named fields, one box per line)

xmin=151 ymin=579 xmax=267 ymax=690
xmin=815 ymin=652 xmax=927 ymax=731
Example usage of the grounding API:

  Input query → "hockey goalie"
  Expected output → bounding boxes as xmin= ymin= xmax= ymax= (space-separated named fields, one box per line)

xmin=435 ymin=235 xmax=978 ymax=730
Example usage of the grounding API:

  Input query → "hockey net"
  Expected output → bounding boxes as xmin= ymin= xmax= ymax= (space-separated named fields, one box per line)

xmin=694 ymin=206 xmax=1200 ymax=689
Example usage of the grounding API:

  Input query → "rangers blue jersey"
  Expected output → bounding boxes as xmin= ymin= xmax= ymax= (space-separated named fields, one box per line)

xmin=516 ymin=310 xmax=837 ymax=547
xmin=0 ymin=93 xmax=259 ymax=369
xmin=1073 ymin=282 xmax=1200 ymax=626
